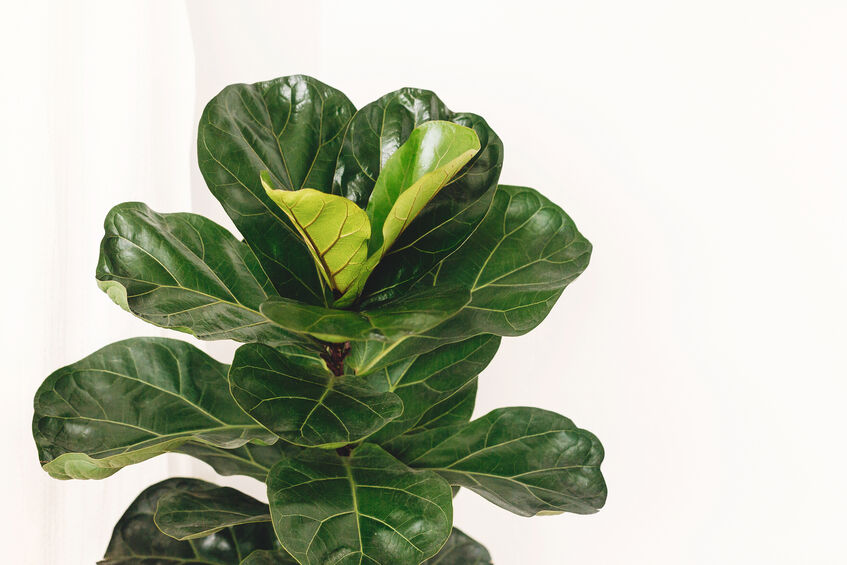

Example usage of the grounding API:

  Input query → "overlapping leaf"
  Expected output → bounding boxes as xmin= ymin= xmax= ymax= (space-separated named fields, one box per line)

xmin=198 ymin=75 xmax=355 ymax=305
xmin=97 ymin=202 xmax=316 ymax=348
xmin=241 ymin=550 xmax=299 ymax=564
xmin=228 ymin=344 xmax=402 ymax=448
xmin=366 ymin=120 xmax=480 ymax=256
xmin=333 ymin=89 xmax=504 ymax=302
xmin=346 ymin=184 xmax=592 ymax=373
xmin=363 ymin=334 xmax=500 ymax=443
xmin=387 ymin=407 xmax=607 ymax=517
xmin=262 ymin=174 xmax=370 ymax=296
xmin=154 ymin=483 xmax=271 ymax=541
xmin=260 ymin=285 xmax=469 ymax=343
xmin=176 ymin=440 xmax=300 ymax=482
xmin=33 ymin=338 xmax=275 ymax=480
xmin=267 ymin=444 xmax=453 ymax=565
xmin=100 ymin=478 xmax=280 ymax=565
xmin=423 ymin=528 xmax=493 ymax=565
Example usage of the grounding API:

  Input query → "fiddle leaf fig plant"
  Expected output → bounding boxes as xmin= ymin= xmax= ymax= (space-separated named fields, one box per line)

xmin=32 ymin=75 xmax=606 ymax=564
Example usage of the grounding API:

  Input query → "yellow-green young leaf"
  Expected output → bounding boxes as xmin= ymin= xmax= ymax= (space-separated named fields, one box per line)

xmin=366 ymin=120 xmax=481 ymax=256
xmin=261 ymin=171 xmax=370 ymax=295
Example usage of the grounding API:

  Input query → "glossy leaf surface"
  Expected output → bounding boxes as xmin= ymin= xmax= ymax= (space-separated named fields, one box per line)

xmin=421 ymin=184 xmax=592 ymax=338
xmin=267 ymin=443 xmax=453 ymax=565
xmin=333 ymin=89 xmax=503 ymax=303
xmin=422 ymin=528 xmax=492 ymax=565
xmin=241 ymin=550 xmax=299 ymax=564
xmin=100 ymin=478 xmax=278 ymax=565
xmin=155 ymin=483 xmax=271 ymax=541
xmin=388 ymin=407 xmax=606 ymax=517
xmin=260 ymin=285 xmax=469 ymax=344
xmin=229 ymin=344 xmax=402 ymax=448
xmin=364 ymin=334 xmax=500 ymax=443
xmin=34 ymin=338 xmax=274 ymax=480
xmin=262 ymin=173 xmax=370 ymax=295
xmin=198 ymin=75 xmax=355 ymax=305
xmin=97 ymin=202 xmax=314 ymax=348
xmin=346 ymin=184 xmax=592 ymax=373
xmin=366 ymin=120 xmax=480 ymax=255
xmin=176 ymin=441 xmax=300 ymax=483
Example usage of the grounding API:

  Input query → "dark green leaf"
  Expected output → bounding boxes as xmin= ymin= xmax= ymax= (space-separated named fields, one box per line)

xmin=267 ymin=443 xmax=453 ymax=565
xmin=100 ymin=478 xmax=278 ymax=565
xmin=198 ymin=75 xmax=355 ymax=304
xmin=423 ymin=528 xmax=492 ymax=565
xmin=176 ymin=441 xmax=300 ymax=482
xmin=346 ymin=184 xmax=592 ymax=373
xmin=333 ymin=89 xmax=503 ymax=304
xmin=260 ymin=285 xmax=469 ymax=344
xmin=155 ymin=483 xmax=271 ymax=541
xmin=387 ymin=407 xmax=607 ymax=517
xmin=363 ymin=334 xmax=500 ymax=443
xmin=33 ymin=337 xmax=275 ymax=480
xmin=420 ymin=185 xmax=592 ymax=339
xmin=240 ymin=550 xmax=299 ymax=564
xmin=97 ymin=202 xmax=316 ymax=348
xmin=413 ymin=379 xmax=478 ymax=433
xmin=229 ymin=344 xmax=402 ymax=448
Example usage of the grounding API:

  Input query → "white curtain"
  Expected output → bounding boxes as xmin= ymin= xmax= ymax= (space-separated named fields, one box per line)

xmin=5 ymin=2 xmax=196 ymax=563
xmin=4 ymin=1 xmax=846 ymax=564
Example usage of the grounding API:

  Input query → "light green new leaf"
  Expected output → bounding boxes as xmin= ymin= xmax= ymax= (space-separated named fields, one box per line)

xmin=366 ymin=120 xmax=480 ymax=256
xmin=100 ymin=478 xmax=280 ymax=564
xmin=97 ymin=202 xmax=316 ymax=349
xmin=423 ymin=528 xmax=493 ymax=565
xmin=333 ymin=88 xmax=503 ymax=305
xmin=387 ymin=407 xmax=607 ymax=517
xmin=267 ymin=443 xmax=453 ymax=565
xmin=228 ymin=344 xmax=402 ymax=448
xmin=33 ymin=338 xmax=275 ymax=480
xmin=332 ymin=121 xmax=481 ymax=305
xmin=154 ymin=483 xmax=271 ymax=541
xmin=262 ymin=172 xmax=370 ymax=296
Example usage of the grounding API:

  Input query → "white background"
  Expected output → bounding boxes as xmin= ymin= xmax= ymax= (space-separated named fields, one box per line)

xmin=2 ymin=1 xmax=846 ymax=563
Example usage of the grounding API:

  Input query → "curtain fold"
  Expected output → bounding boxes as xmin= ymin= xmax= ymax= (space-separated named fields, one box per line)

xmin=6 ymin=2 xmax=195 ymax=563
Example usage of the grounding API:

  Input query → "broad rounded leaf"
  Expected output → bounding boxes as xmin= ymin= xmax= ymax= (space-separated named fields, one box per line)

xmin=366 ymin=120 xmax=480 ymax=255
xmin=262 ymin=174 xmax=370 ymax=295
xmin=423 ymin=528 xmax=492 ymax=565
xmin=176 ymin=440 xmax=300 ymax=482
xmin=346 ymin=184 xmax=592 ymax=373
xmin=33 ymin=337 xmax=275 ymax=480
xmin=387 ymin=407 xmax=607 ymax=517
xmin=97 ymin=202 xmax=315 ymax=347
xmin=198 ymin=75 xmax=355 ymax=304
xmin=229 ymin=344 xmax=402 ymax=448
xmin=363 ymin=334 xmax=500 ymax=443
xmin=260 ymin=285 xmax=469 ymax=344
xmin=100 ymin=478 xmax=279 ymax=565
xmin=241 ymin=550 xmax=299 ymax=564
xmin=155 ymin=483 xmax=271 ymax=541
xmin=413 ymin=378 xmax=479 ymax=433
xmin=267 ymin=443 xmax=453 ymax=565
xmin=421 ymin=184 xmax=592 ymax=338
xmin=333 ymin=88 xmax=503 ymax=304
